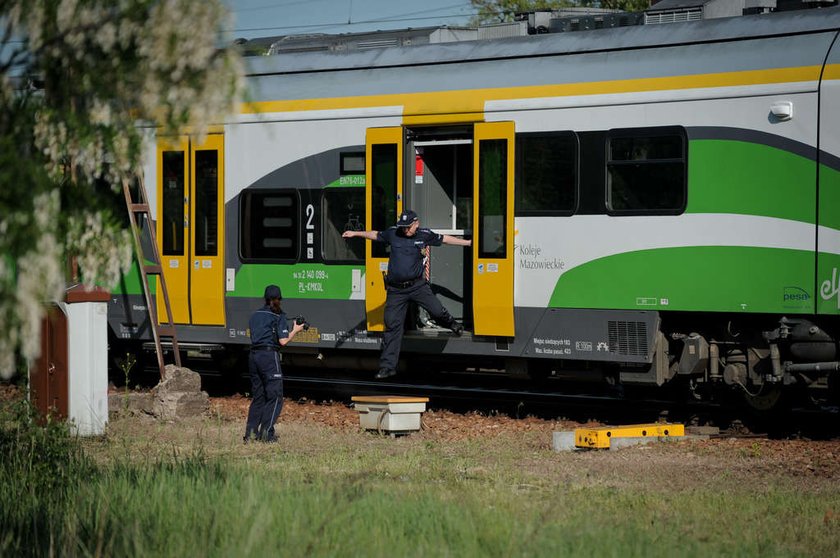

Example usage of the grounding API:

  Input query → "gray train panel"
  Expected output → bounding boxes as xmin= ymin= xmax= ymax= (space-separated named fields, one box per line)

xmin=247 ymin=32 xmax=834 ymax=105
xmin=521 ymin=308 xmax=659 ymax=364
xmin=109 ymin=292 xmax=659 ymax=366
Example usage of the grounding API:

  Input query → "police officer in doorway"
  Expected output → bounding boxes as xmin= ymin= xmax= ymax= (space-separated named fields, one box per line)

xmin=342 ymin=209 xmax=471 ymax=379
xmin=244 ymin=285 xmax=305 ymax=442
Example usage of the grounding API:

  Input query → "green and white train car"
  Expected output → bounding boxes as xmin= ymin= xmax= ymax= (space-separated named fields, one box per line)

xmin=112 ymin=7 xmax=840 ymax=405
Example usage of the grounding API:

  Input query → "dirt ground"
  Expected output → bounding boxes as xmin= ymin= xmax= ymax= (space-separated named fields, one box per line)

xmin=5 ymin=380 xmax=840 ymax=481
xmin=211 ymin=394 xmax=840 ymax=480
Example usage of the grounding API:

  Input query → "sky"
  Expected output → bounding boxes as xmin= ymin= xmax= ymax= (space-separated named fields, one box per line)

xmin=222 ymin=0 xmax=476 ymax=41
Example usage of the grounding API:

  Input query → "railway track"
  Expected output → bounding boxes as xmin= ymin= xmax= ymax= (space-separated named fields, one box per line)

xmin=136 ymin=356 xmax=840 ymax=439
xmin=278 ymin=369 xmax=840 ymax=440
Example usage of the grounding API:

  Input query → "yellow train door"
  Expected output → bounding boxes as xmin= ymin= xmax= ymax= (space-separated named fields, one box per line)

xmin=156 ymin=134 xmax=226 ymax=326
xmin=364 ymin=127 xmax=403 ymax=331
xmin=472 ymin=122 xmax=515 ymax=336
xmin=157 ymin=136 xmax=190 ymax=324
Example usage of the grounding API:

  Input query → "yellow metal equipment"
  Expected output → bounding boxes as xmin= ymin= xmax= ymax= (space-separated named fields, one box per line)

xmin=575 ymin=423 xmax=685 ymax=449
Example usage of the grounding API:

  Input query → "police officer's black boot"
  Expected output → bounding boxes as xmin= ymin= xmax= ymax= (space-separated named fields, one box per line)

xmin=436 ymin=311 xmax=463 ymax=336
xmin=375 ymin=368 xmax=397 ymax=379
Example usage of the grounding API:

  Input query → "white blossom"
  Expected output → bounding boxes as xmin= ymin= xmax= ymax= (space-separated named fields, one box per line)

xmin=0 ymin=0 xmax=244 ymax=379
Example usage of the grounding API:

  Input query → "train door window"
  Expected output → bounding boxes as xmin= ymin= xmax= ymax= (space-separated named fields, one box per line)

xmin=240 ymin=190 xmax=299 ymax=261
xmin=194 ymin=150 xmax=219 ymax=256
xmin=606 ymin=127 xmax=686 ymax=215
xmin=478 ymin=139 xmax=508 ymax=258
xmin=322 ymin=187 xmax=365 ymax=263
xmin=454 ymin=144 xmax=473 ymax=230
xmin=371 ymin=144 xmax=398 ymax=258
xmin=161 ymin=151 xmax=185 ymax=255
xmin=515 ymin=131 xmax=578 ymax=216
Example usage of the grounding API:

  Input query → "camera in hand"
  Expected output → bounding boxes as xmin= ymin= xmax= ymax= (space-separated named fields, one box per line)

xmin=294 ymin=315 xmax=310 ymax=331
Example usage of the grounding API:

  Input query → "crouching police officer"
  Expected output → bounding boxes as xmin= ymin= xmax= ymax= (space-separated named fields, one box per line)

xmin=244 ymin=285 xmax=305 ymax=443
xmin=342 ymin=209 xmax=471 ymax=379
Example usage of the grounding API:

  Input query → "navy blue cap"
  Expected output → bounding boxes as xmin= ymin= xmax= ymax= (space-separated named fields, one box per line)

xmin=264 ymin=284 xmax=282 ymax=302
xmin=396 ymin=209 xmax=419 ymax=227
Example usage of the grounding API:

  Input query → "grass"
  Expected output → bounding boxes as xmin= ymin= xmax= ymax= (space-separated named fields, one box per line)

xmin=2 ymin=403 xmax=840 ymax=557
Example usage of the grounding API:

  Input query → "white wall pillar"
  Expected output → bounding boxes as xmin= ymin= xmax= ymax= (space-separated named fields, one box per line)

xmin=64 ymin=297 xmax=109 ymax=436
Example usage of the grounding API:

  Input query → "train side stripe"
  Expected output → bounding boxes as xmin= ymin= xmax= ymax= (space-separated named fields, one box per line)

xmin=515 ymin=213 xmax=821 ymax=308
xmin=242 ymin=65 xmax=826 ymax=118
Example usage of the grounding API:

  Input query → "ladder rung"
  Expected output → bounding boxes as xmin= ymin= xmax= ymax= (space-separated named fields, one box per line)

xmin=157 ymin=325 xmax=177 ymax=338
xmin=124 ymin=174 xmax=181 ymax=376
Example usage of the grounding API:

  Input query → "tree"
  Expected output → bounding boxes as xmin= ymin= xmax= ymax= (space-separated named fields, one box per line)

xmin=0 ymin=1 xmax=244 ymax=378
xmin=469 ymin=0 xmax=650 ymax=24
xmin=470 ymin=0 xmax=574 ymax=24
xmin=596 ymin=0 xmax=650 ymax=10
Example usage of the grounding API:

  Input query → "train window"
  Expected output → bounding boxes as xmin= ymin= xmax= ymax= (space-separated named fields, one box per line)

xmin=322 ymin=187 xmax=365 ymax=263
xmin=340 ymin=152 xmax=365 ymax=175
xmin=515 ymin=132 xmax=577 ymax=216
xmin=239 ymin=190 xmax=299 ymax=261
xmin=194 ymin=150 xmax=219 ymax=256
xmin=454 ymin=144 xmax=473 ymax=231
xmin=371 ymin=144 xmax=398 ymax=258
xmin=606 ymin=127 xmax=686 ymax=215
xmin=161 ymin=151 xmax=185 ymax=255
xmin=478 ymin=139 xmax=507 ymax=258
xmin=577 ymin=131 xmax=607 ymax=215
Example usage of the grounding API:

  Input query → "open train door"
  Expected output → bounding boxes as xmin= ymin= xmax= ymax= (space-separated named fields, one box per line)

xmin=365 ymin=127 xmax=403 ymax=331
xmin=472 ymin=122 xmax=515 ymax=336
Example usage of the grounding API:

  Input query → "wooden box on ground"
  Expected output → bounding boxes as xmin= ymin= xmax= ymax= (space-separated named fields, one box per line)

xmin=351 ymin=395 xmax=429 ymax=434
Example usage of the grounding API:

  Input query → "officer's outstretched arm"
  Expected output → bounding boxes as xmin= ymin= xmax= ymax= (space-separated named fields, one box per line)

xmin=279 ymin=322 xmax=306 ymax=346
xmin=342 ymin=230 xmax=379 ymax=241
xmin=442 ymin=235 xmax=471 ymax=247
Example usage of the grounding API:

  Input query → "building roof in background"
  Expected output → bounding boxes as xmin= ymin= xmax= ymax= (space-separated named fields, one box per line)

xmin=648 ymin=0 xmax=711 ymax=10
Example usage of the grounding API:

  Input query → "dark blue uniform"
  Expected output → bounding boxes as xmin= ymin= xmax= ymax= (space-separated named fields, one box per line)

xmin=244 ymin=306 xmax=289 ymax=442
xmin=376 ymin=226 xmax=458 ymax=375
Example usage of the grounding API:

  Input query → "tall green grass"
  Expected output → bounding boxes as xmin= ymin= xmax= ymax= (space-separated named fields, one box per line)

xmin=0 ymin=398 xmax=94 ymax=555
xmin=2 ymin=404 xmax=839 ymax=557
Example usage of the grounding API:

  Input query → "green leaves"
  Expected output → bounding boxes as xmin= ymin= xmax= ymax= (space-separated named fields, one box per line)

xmin=469 ymin=0 xmax=651 ymax=25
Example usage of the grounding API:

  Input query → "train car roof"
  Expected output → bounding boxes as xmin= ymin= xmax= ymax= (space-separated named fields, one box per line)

xmin=245 ymin=6 xmax=840 ymax=77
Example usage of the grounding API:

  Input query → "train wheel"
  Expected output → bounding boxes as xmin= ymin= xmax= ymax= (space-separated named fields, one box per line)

xmin=742 ymin=384 xmax=785 ymax=412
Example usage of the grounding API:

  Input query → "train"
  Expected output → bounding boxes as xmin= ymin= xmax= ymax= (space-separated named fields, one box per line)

xmin=110 ymin=7 xmax=840 ymax=409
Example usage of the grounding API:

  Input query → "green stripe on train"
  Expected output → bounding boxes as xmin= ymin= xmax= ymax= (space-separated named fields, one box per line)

xmin=819 ymin=163 xmax=840 ymax=231
xmin=687 ymin=140 xmax=815 ymax=224
xmin=549 ymin=246 xmax=814 ymax=314
xmin=111 ymin=262 xmax=362 ymax=300
xmin=111 ymin=260 xmax=157 ymax=296
xmin=324 ymin=176 xmax=365 ymax=188
xmin=231 ymin=263 xmax=362 ymax=299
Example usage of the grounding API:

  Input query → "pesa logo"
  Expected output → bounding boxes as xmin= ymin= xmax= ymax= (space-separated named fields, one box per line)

xmin=783 ymin=286 xmax=810 ymax=306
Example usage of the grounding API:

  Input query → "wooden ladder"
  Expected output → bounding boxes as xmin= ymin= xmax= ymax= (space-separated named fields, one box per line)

xmin=122 ymin=176 xmax=182 ymax=378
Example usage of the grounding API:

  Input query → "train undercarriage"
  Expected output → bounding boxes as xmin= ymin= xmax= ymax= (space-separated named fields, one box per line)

xmin=113 ymin=316 xmax=839 ymax=416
